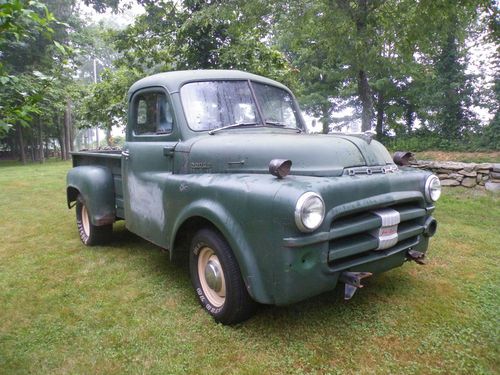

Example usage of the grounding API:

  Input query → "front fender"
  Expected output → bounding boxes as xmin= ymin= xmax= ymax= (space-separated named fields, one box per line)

xmin=169 ymin=199 xmax=275 ymax=304
xmin=66 ymin=166 xmax=115 ymax=226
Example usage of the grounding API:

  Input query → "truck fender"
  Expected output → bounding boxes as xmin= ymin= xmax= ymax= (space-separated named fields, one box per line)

xmin=169 ymin=200 xmax=274 ymax=304
xmin=66 ymin=166 xmax=115 ymax=226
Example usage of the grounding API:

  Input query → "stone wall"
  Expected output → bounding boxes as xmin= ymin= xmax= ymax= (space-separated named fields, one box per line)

xmin=409 ymin=161 xmax=500 ymax=192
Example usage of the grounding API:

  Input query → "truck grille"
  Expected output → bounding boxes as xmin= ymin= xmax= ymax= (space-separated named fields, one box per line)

xmin=328 ymin=201 xmax=426 ymax=271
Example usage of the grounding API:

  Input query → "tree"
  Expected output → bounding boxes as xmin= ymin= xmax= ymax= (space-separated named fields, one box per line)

xmin=77 ymin=66 xmax=141 ymax=144
xmin=1 ymin=0 xmax=85 ymax=161
xmin=259 ymin=0 xmax=489 ymax=137
xmin=0 ymin=0 xmax=55 ymax=137
xmin=110 ymin=1 xmax=294 ymax=78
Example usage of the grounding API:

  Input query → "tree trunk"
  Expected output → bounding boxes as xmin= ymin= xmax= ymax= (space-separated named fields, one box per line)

xmin=69 ymin=106 xmax=74 ymax=153
xmin=358 ymin=69 xmax=373 ymax=132
xmin=405 ymin=103 xmax=415 ymax=134
xmin=106 ymin=126 xmax=112 ymax=147
xmin=322 ymin=103 xmax=330 ymax=134
xmin=64 ymin=99 xmax=72 ymax=160
xmin=30 ymin=141 xmax=35 ymax=162
xmin=38 ymin=117 xmax=44 ymax=163
xmin=58 ymin=114 xmax=65 ymax=160
xmin=353 ymin=0 xmax=373 ymax=132
xmin=375 ymin=91 xmax=384 ymax=138
xmin=17 ymin=124 xmax=27 ymax=164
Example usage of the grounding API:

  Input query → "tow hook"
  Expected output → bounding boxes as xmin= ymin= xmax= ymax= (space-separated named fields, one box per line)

xmin=407 ymin=250 xmax=427 ymax=265
xmin=339 ymin=271 xmax=372 ymax=300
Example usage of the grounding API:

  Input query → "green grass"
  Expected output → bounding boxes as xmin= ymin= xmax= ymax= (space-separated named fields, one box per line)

xmin=1 ymin=160 xmax=499 ymax=374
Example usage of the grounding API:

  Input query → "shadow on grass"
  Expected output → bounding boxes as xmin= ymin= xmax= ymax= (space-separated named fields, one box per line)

xmin=247 ymin=268 xmax=418 ymax=331
xmin=87 ymin=221 xmax=423 ymax=335
xmin=103 ymin=221 xmax=192 ymax=281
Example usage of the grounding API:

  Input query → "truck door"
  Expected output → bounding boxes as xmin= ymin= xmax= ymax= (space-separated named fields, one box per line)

xmin=122 ymin=87 xmax=178 ymax=247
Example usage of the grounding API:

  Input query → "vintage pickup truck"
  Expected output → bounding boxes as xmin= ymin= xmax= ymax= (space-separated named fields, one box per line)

xmin=67 ymin=70 xmax=440 ymax=324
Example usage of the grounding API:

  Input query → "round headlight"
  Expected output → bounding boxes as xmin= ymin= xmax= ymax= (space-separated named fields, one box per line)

xmin=295 ymin=192 xmax=325 ymax=232
xmin=425 ymin=175 xmax=441 ymax=202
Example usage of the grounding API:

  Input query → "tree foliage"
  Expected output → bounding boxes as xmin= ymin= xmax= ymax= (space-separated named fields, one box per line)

xmin=1 ymin=0 xmax=498 ymax=162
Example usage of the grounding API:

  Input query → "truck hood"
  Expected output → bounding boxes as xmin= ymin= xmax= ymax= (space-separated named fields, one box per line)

xmin=182 ymin=132 xmax=394 ymax=177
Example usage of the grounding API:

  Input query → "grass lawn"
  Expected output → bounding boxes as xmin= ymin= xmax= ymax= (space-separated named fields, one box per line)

xmin=0 ymin=160 xmax=498 ymax=374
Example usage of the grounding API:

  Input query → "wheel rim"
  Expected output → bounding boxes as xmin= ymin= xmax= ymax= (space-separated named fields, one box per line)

xmin=197 ymin=246 xmax=226 ymax=307
xmin=81 ymin=204 xmax=90 ymax=237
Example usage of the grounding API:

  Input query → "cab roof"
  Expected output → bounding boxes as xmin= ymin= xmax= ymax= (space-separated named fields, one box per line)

xmin=127 ymin=69 xmax=290 ymax=97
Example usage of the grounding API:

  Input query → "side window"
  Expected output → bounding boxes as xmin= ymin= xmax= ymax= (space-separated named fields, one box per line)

xmin=133 ymin=91 xmax=174 ymax=135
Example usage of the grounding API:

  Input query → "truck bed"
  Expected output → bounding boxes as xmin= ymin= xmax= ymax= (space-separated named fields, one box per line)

xmin=71 ymin=151 xmax=125 ymax=219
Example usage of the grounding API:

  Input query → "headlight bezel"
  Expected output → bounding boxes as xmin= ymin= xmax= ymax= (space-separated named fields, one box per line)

xmin=294 ymin=192 xmax=325 ymax=233
xmin=425 ymin=175 xmax=441 ymax=202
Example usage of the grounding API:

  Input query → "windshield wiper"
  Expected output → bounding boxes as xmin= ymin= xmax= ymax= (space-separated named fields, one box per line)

xmin=208 ymin=122 xmax=260 ymax=135
xmin=264 ymin=120 xmax=302 ymax=133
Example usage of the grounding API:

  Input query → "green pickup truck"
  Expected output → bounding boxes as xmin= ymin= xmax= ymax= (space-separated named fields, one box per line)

xmin=67 ymin=70 xmax=440 ymax=324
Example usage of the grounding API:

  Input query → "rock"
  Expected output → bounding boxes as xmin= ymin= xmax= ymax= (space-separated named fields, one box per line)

xmin=485 ymin=181 xmax=500 ymax=193
xmin=409 ymin=162 xmax=500 ymax=194
xmin=462 ymin=165 xmax=476 ymax=172
xmin=437 ymin=169 xmax=453 ymax=174
xmin=476 ymin=163 xmax=493 ymax=170
xmin=449 ymin=173 xmax=463 ymax=181
xmin=461 ymin=177 xmax=477 ymax=188
xmin=441 ymin=179 xmax=460 ymax=186
xmin=430 ymin=161 xmax=468 ymax=170
xmin=458 ymin=169 xmax=477 ymax=177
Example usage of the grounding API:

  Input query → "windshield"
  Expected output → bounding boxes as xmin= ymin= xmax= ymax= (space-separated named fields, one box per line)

xmin=181 ymin=80 xmax=302 ymax=131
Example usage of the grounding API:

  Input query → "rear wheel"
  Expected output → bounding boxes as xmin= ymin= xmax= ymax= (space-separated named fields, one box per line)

xmin=189 ymin=228 xmax=256 ymax=324
xmin=76 ymin=194 xmax=112 ymax=246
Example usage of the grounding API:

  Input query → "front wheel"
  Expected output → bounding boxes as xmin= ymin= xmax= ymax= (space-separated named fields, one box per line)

xmin=76 ymin=194 xmax=112 ymax=246
xmin=189 ymin=228 xmax=256 ymax=324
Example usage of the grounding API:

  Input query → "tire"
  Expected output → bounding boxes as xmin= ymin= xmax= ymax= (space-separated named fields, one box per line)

xmin=189 ymin=228 xmax=256 ymax=324
xmin=76 ymin=194 xmax=112 ymax=246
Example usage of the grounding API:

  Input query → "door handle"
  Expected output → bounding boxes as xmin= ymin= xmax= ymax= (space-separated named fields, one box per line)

xmin=121 ymin=150 xmax=130 ymax=160
xmin=163 ymin=145 xmax=176 ymax=157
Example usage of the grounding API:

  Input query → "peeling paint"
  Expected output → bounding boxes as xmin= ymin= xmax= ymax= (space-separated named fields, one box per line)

xmin=128 ymin=173 xmax=165 ymax=229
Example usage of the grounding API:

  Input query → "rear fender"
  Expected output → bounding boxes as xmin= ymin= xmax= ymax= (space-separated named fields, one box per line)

xmin=66 ymin=166 xmax=115 ymax=226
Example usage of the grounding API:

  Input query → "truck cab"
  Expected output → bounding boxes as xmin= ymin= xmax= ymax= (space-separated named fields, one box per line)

xmin=67 ymin=70 xmax=440 ymax=324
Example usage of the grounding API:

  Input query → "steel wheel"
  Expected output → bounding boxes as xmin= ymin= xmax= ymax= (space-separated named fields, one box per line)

xmin=197 ymin=246 xmax=226 ymax=307
xmin=76 ymin=194 xmax=112 ymax=246
xmin=189 ymin=228 xmax=257 ymax=324
xmin=81 ymin=204 xmax=90 ymax=238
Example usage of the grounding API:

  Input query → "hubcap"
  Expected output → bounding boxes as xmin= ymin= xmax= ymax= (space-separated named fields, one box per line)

xmin=197 ymin=246 xmax=226 ymax=307
xmin=81 ymin=204 xmax=90 ymax=236
xmin=205 ymin=259 xmax=223 ymax=292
